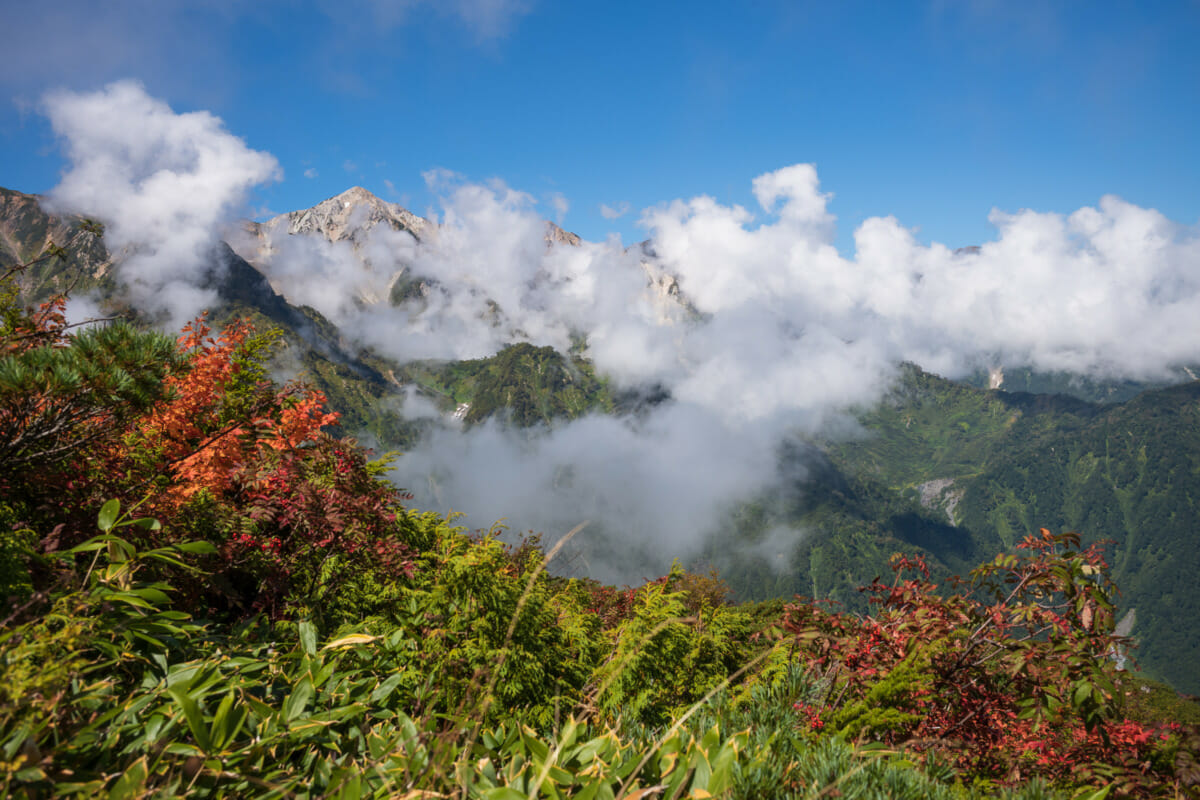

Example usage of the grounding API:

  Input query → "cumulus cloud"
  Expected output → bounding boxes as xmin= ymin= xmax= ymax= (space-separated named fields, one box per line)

xmin=378 ymin=165 xmax=1200 ymax=576
xmin=643 ymin=164 xmax=1200 ymax=383
xmin=42 ymin=80 xmax=280 ymax=327
xmin=38 ymin=82 xmax=1200 ymax=580
xmin=304 ymin=167 xmax=319 ymax=178
xmin=339 ymin=172 xmax=663 ymax=369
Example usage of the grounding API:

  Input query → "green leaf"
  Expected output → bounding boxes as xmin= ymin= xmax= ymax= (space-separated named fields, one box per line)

xmin=167 ymin=686 xmax=212 ymax=753
xmin=105 ymin=591 xmax=156 ymax=609
xmin=15 ymin=765 xmax=46 ymax=782
xmin=299 ymin=621 xmax=318 ymax=657
xmin=210 ymin=691 xmax=248 ymax=751
xmin=369 ymin=672 xmax=406 ymax=705
xmin=174 ymin=541 xmax=218 ymax=554
xmin=706 ymin=738 xmax=739 ymax=797
xmin=130 ymin=586 xmax=172 ymax=605
xmin=482 ymin=788 xmax=530 ymax=800
xmin=572 ymin=780 xmax=604 ymax=800
xmin=97 ymin=499 xmax=120 ymax=533
xmin=106 ymin=756 xmax=148 ymax=800
xmin=284 ymin=678 xmax=314 ymax=722
xmin=66 ymin=538 xmax=108 ymax=554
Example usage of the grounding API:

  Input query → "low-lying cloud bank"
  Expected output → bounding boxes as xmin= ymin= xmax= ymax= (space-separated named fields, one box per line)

xmin=42 ymin=82 xmax=1200 ymax=577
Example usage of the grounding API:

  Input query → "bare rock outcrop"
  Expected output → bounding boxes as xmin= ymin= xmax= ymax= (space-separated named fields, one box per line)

xmin=916 ymin=477 xmax=964 ymax=526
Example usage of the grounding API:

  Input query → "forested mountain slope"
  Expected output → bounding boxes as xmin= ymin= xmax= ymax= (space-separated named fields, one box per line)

xmin=4 ymin=185 xmax=1199 ymax=694
xmin=829 ymin=365 xmax=1200 ymax=692
xmin=4 ymin=244 xmax=1199 ymax=797
xmin=960 ymin=364 xmax=1193 ymax=404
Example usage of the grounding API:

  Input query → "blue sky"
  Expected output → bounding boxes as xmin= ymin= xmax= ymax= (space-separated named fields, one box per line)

xmin=8 ymin=1 xmax=1200 ymax=557
xmin=1 ymin=0 xmax=1197 ymax=254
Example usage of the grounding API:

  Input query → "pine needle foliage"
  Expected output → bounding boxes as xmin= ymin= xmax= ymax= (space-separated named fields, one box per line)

xmin=0 ymin=320 xmax=177 ymax=472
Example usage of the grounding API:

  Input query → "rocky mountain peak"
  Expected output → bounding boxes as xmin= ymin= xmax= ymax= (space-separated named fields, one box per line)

xmin=544 ymin=221 xmax=581 ymax=247
xmin=271 ymin=186 xmax=426 ymax=243
xmin=229 ymin=186 xmax=429 ymax=275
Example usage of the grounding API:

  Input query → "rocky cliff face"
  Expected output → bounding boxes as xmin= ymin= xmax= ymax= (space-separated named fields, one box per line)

xmin=225 ymin=187 xmax=434 ymax=313
xmin=274 ymin=186 xmax=426 ymax=242
xmin=0 ymin=188 xmax=115 ymax=299
xmin=634 ymin=241 xmax=698 ymax=324
xmin=233 ymin=186 xmax=426 ymax=265
xmin=544 ymin=221 xmax=581 ymax=247
xmin=232 ymin=186 xmax=696 ymax=323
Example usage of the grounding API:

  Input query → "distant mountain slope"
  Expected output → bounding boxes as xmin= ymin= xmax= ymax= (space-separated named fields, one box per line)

xmin=827 ymin=364 xmax=1200 ymax=693
xmin=960 ymin=364 xmax=1194 ymax=405
xmin=0 ymin=187 xmax=112 ymax=299
xmin=957 ymin=382 xmax=1200 ymax=693
xmin=7 ymin=184 xmax=1199 ymax=693
xmin=397 ymin=342 xmax=616 ymax=428
xmin=235 ymin=186 xmax=698 ymax=327
xmin=711 ymin=440 xmax=1003 ymax=612
xmin=0 ymin=187 xmax=421 ymax=447
xmin=0 ymin=186 xmax=640 ymax=439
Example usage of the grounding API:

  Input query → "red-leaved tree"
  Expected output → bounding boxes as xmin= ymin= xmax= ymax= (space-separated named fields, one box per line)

xmin=785 ymin=530 xmax=1189 ymax=794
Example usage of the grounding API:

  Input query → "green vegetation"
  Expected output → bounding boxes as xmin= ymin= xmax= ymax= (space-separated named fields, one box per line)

xmin=5 ymin=196 xmax=1200 ymax=796
xmin=710 ymin=449 xmax=994 ymax=611
xmin=3 ymin=249 xmax=1199 ymax=799
xmin=0 ymin=188 xmax=110 ymax=301
xmin=806 ymin=364 xmax=1200 ymax=693
xmin=398 ymin=342 xmax=615 ymax=427
xmin=955 ymin=383 xmax=1200 ymax=692
xmin=960 ymin=365 xmax=1185 ymax=405
xmin=833 ymin=363 xmax=1026 ymax=488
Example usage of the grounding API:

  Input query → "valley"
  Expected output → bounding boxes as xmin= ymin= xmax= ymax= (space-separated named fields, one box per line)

xmin=4 ymin=183 xmax=1198 ymax=696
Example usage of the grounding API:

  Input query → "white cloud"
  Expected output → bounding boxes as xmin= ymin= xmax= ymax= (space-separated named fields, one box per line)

xmin=304 ymin=167 xmax=319 ymax=178
xmin=43 ymin=89 xmax=1200 ymax=579
xmin=600 ymin=201 xmax=630 ymax=220
xmin=42 ymin=80 xmax=281 ymax=328
xmin=343 ymin=174 xmax=660 ymax=367
xmin=642 ymin=164 xmax=1200 ymax=383
xmin=548 ymin=192 xmax=568 ymax=224
xmin=396 ymin=402 xmax=802 ymax=582
xmin=378 ymin=164 xmax=1200 ymax=576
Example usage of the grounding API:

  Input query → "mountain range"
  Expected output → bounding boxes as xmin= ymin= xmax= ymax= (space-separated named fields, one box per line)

xmin=3 ymin=184 xmax=1198 ymax=695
